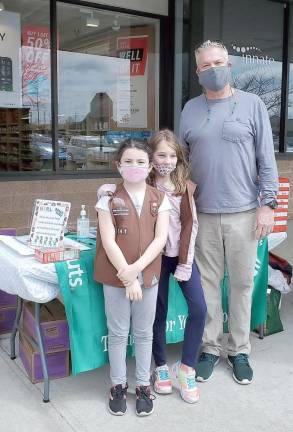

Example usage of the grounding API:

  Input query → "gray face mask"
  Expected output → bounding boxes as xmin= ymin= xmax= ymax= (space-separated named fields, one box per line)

xmin=198 ymin=65 xmax=231 ymax=91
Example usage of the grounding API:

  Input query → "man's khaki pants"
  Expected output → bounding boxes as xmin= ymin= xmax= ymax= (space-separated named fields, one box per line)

xmin=195 ymin=210 xmax=258 ymax=356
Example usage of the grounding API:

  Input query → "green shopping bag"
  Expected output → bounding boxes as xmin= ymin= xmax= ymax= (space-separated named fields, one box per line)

xmin=262 ymin=286 xmax=283 ymax=336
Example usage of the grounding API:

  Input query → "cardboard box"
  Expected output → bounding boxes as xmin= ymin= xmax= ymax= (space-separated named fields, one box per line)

xmin=35 ymin=247 xmax=80 ymax=264
xmin=0 ymin=228 xmax=17 ymax=236
xmin=0 ymin=307 xmax=17 ymax=334
xmin=0 ymin=290 xmax=17 ymax=308
xmin=22 ymin=299 xmax=69 ymax=353
xmin=19 ymin=331 xmax=70 ymax=383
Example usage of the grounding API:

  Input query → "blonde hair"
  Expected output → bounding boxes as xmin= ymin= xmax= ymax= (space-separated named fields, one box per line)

xmin=195 ymin=40 xmax=229 ymax=65
xmin=148 ymin=129 xmax=189 ymax=195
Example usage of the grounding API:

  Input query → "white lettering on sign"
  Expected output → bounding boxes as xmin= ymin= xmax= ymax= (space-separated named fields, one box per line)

xmin=178 ymin=315 xmax=187 ymax=330
xmin=166 ymin=320 xmax=176 ymax=332
xmin=66 ymin=261 xmax=84 ymax=288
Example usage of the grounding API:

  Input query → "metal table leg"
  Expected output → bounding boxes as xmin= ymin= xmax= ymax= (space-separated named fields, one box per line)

xmin=10 ymin=296 xmax=23 ymax=360
xmin=258 ymin=323 xmax=265 ymax=339
xmin=34 ymin=303 xmax=50 ymax=403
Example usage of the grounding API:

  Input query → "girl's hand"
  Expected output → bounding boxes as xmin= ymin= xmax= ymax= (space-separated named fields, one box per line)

xmin=125 ymin=279 xmax=143 ymax=301
xmin=117 ymin=263 xmax=140 ymax=286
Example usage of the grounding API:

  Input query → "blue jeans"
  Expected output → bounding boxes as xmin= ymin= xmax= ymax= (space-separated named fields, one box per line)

xmin=152 ymin=255 xmax=207 ymax=368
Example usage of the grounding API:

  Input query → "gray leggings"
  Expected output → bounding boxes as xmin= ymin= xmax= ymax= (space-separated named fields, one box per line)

xmin=103 ymin=284 xmax=158 ymax=387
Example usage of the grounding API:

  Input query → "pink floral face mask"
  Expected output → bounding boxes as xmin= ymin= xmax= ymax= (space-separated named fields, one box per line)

xmin=118 ymin=165 xmax=149 ymax=183
xmin=152 ymin=161 xmax=176 ymax=177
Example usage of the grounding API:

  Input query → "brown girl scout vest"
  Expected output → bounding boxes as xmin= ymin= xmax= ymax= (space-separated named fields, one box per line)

xmin=94 ymin=182 xmax=165 ymax=288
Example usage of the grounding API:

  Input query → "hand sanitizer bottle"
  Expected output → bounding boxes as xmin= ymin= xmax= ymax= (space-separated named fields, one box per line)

xmin=77 ymin=205 xmax=90 ymax=239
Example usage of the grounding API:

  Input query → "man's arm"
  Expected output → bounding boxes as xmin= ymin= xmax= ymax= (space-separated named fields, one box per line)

xmin=254 ymin=98 xmax=279 ymax=239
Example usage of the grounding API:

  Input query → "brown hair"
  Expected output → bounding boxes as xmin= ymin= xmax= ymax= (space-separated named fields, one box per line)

xmin=114 ymin=138 xmax=152 ymax=163
xmin=148 ymin=129 xmax=189 ymax=195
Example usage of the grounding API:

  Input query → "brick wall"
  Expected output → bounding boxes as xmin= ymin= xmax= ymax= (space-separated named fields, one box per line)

xmin=0 ymin=178 xmax=118 ymax=234
xmin=0 ymin=161 xmax=292 ymax=233
xmin=276 ymin=159 xmax=293 ymax=220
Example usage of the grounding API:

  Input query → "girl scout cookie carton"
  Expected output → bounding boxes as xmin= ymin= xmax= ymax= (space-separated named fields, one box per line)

xmin=22 ymin=299 xmax=69 ymax=353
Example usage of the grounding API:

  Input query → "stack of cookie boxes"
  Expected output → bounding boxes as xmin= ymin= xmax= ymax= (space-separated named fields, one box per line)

xmin=20 ymin=299 xmax=70 ymax=383
xmin=273 ymin=177 xmax=290 ymax=233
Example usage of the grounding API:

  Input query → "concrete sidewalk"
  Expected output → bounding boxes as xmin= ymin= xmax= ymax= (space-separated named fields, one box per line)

xmin=1 ymin=224 xmax=293 ymax=432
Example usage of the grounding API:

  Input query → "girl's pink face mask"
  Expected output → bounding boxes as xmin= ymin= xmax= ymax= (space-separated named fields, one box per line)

xmin=118 ymin=165 xmax=149 ymax=183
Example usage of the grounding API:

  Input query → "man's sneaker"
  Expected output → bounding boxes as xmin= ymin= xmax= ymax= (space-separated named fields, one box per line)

xmin=135 ymin=385 xmax=155 ymax=416
xmin=196 ymin=352 xmax=220 ymax=382
xmin=227 ymin=354 xmax=253 ymax=385
xmin=108 ymin=384 xmax=128 ymax=415
xmin=171 ymin=361 xmax=199 ymax=403
xmin=151 ymin=365 xmax=172 ymax=394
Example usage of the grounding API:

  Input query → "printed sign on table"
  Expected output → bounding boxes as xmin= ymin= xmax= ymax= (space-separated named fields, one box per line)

xmin=29 ymin=200 xmax=71 ymax=248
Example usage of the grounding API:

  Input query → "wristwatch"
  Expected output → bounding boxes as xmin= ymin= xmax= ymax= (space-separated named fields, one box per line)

xmin=265 ymin=199 xmax=278 ymax=210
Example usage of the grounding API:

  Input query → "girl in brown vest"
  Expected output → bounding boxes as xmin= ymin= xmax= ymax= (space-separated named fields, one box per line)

xmin=94 ymin=139 xmax=170 ymax=416
xmin=148 ymin=129 xmax=207 ymax=404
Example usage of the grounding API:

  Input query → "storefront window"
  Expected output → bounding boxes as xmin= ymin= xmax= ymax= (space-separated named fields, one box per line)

xmin=176 ymin=0 xmax=284 ymax=152
xmin=0 ymin=0 xmax=51 ymax=172
xmin=56 ymin=2 xmax=160 ymax=171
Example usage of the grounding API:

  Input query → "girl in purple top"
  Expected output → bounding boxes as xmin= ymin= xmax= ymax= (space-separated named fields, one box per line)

xmin=148 ymin=129 xmax=206 ymax=404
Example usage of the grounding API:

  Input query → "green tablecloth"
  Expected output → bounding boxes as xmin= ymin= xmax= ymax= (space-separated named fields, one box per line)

xmin=55 ymin=237 xmax=268 ymax=375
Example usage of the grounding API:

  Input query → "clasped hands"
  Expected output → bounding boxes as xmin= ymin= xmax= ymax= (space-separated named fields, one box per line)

xmin=117 ymin=263 xmax=142 ymax=301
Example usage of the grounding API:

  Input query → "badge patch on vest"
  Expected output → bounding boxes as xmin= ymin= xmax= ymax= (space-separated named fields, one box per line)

xmin=111 ymin=198 xmax=129 ymax=216
xmin=150 ymin=201 xmax=159 ymax=217
xmin=116 ymin=227 xmax=128 ymax=235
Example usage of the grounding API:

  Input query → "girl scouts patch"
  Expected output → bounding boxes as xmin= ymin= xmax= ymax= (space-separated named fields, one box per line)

xmin=150 ymin=201 xmax=159 ymax=217
xmin=111 ymin=197 xmax=129 ymax=216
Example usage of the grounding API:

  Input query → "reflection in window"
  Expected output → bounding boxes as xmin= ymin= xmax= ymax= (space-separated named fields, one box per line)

xmin=0 ymin=0 xmax=52 ymax=172
xmin=57 ymin=3 xmax=159 ymax=171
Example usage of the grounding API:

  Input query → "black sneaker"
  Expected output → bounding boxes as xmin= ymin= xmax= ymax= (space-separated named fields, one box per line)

xmin=227 ymin=354 xmax=253 ymax=385
xmin=135 ymin=385 xmax=155 ymax=416
xmin=196 ymin=352 xmax=220 ymax=382
xmin=108 ymin=384 xmax=128 ymax=415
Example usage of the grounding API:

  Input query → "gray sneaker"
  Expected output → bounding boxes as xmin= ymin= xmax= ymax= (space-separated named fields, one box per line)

xmin=196 ymin=352 xmax=220 ymax=382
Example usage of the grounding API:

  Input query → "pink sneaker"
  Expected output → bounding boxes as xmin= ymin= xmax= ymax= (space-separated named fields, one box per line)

xmin=171 ymin=361 xmax=199 ymax=403
xmin=151 ymin=365 xmax=172 ymax=394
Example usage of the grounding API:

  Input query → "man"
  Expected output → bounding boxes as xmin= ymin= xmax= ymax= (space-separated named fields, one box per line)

xmin=179 ymin=40 xmax=278 ymax=385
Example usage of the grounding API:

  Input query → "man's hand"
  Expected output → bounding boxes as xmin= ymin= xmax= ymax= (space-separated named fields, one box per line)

xmin=117 ymin=263 xmax=140 ymax=287
xmin=255 ymin=206 xmax=275 ymax=240
xmin=125 ymin=279 xmax=143 ymax=301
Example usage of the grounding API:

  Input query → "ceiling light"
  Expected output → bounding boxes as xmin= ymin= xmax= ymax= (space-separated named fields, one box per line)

xmin=0 ymin=2 xmax=5 ymax=12
xmin=112 ymin=16 xmax=120 ymax=31
xmin=86 ymin=12 xmax=99 ymax=28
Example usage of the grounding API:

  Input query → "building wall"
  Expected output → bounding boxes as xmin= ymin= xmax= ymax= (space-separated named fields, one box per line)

xmin=0 ymin=159 xmax=292 ymax=233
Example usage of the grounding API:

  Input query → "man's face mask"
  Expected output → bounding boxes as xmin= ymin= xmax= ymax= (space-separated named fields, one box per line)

xmin=198 ymin=65 xmax=231 ymax=92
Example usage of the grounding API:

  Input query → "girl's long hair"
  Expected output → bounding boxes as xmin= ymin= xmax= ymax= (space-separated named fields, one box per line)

xmin=148 ymin=129 xmax=189 ymax=195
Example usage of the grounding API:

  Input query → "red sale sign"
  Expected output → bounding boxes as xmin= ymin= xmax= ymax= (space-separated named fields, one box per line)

xmin=117 ymin=36 xmax=148 ymax=76
xmin=21 ymin=26 xmax=51 ymax=106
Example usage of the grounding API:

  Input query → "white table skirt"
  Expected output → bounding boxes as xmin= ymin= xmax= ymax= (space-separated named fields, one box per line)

xmin=0 ymin=241 xmax=59 ymax=303
xmin=0 ymin=232 xmax=287 ymax=304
